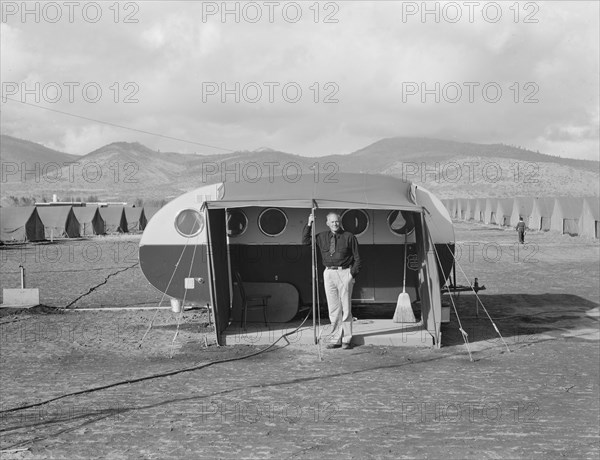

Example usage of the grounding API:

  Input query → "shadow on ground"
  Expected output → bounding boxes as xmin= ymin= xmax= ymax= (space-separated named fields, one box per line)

xmin=441 ymin=293 xmax=599 ymax=347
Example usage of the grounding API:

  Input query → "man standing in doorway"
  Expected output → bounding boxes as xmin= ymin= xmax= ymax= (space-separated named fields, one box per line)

xmin=516 ymin=216 xmax=526 ymax=244
xmin=303 ymin=212 xmax=361 ymax=349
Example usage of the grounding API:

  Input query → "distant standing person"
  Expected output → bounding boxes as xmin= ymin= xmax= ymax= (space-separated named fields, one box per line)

xmin=302 ymin=212 xmax=361 ymax=349
xmin=516 ymin=217 xmax=526 ymax=244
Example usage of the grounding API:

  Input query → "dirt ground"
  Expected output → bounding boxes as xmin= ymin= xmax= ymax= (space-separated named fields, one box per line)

xmin=0 ymin=225 xmax=598 ymax=459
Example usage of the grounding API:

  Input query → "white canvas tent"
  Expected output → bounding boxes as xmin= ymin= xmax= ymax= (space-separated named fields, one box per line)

xmin=495 ymin=199 xmax=514 ymax=227
xmin=464 ymin=199 xmax=476 ymax=221
xmin=0 ymin=207 xmax=45 ymax=242
xmin=510 ymin=197 xmax=535 ymax=228
xmin=445 ymin=199 xmax=457 ymax=219
xmin=142 ymin=207 xmax=160 ymax=228
xmin=473 ymin=199 xmax=486 ymax=223
xmin=579 ymin=197 xmax=599 ymax=239
xmin=484 ymin=198 xmax=499 ymax=224
xmin=124 ymin=207 xmax=146 ymax=233
xmin=550 ymin=197 xmax=585 ymax=235
xmin=72 ymin=207 xmax=105 ymax=236
xmin=456 ymin=199 xmax=468 ymax=220
xmin=530 ymin=197 xmax=555 ymax=231
xmin=450 ymin=199 xmax=460 ymax=219
xmin=98 ymin=206 xmax=128 ymax=233
xmin=36 ymin=206 xmax=81 ymax=239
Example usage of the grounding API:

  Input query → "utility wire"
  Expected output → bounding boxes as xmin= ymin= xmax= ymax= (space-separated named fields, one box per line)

xmin=2 ymin=97 xmax=235 ymax=153
xmin=0 ymin=309 xmax=313 ymax=416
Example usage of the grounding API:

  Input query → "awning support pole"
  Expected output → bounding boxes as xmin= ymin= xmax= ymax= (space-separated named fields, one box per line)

xmin=311 ymin=204 xmax=317 ymax=344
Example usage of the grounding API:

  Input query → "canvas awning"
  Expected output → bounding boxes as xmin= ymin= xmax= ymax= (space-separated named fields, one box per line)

xmin=203 ymin=173 xmax=422 ymax=211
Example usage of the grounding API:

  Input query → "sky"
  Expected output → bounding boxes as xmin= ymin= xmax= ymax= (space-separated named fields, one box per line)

xmin=1 ymin=1 xmax=599 ymax=160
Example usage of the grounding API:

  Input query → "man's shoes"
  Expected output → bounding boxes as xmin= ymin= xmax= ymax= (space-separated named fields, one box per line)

xmin=325 ymin=343 xmax=341 ymax=349
xmin=341 ymin=342 xmax=352 ymax=350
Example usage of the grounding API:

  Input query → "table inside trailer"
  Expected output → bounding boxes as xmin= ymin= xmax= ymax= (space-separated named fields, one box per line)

xmin=230 ymin=281 xmax=299 ymax=324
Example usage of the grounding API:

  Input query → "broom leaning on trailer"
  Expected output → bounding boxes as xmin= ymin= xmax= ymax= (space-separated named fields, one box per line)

xmin=393 ymin=232 xmax=416 ymax=323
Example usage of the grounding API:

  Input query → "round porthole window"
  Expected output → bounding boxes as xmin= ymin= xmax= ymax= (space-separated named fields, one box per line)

xmin=341 ymin=210 xmax=369 ymax=236
xmin=174 ymin=208 xmax=204 ymax=237
xmin=226 ymin=209 xmax=248 ymax=237
xmin=258 ymin=208 xmax=288 ymax=237
xmin=387 ymin=210 xmax=415 ymax=236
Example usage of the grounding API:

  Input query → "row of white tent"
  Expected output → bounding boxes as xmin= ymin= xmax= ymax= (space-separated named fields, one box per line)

xmin=442 ymin=196 xmax=599 ymax=239
xmin=0 ymin=205 xmax=161 ymax=242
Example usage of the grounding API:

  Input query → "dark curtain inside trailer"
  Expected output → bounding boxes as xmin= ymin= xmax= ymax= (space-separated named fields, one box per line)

xmin=206 ymin=208 xmax=231 ymax=345
xmin=415 ymin=213 xmax=442 ymax=347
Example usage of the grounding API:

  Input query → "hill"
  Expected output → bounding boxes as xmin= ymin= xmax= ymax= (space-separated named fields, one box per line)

xmin=1 ymin=135 xmax=598 ymax=204
xmin=0 ymin=135 xmax=79 ymax=182
xmin=327 ymin=137 xmax=599 ymax=199
xmin=339 ymin=137 xmax=598 ymax=171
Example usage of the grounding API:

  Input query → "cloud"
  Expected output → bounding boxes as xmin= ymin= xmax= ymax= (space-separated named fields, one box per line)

xmin=0 ymin=1 xmax=598 ymax=160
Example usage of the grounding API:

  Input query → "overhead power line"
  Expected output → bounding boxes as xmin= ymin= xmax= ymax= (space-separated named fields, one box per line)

xmin=2 ymin=97 xmax=235 ymax=153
